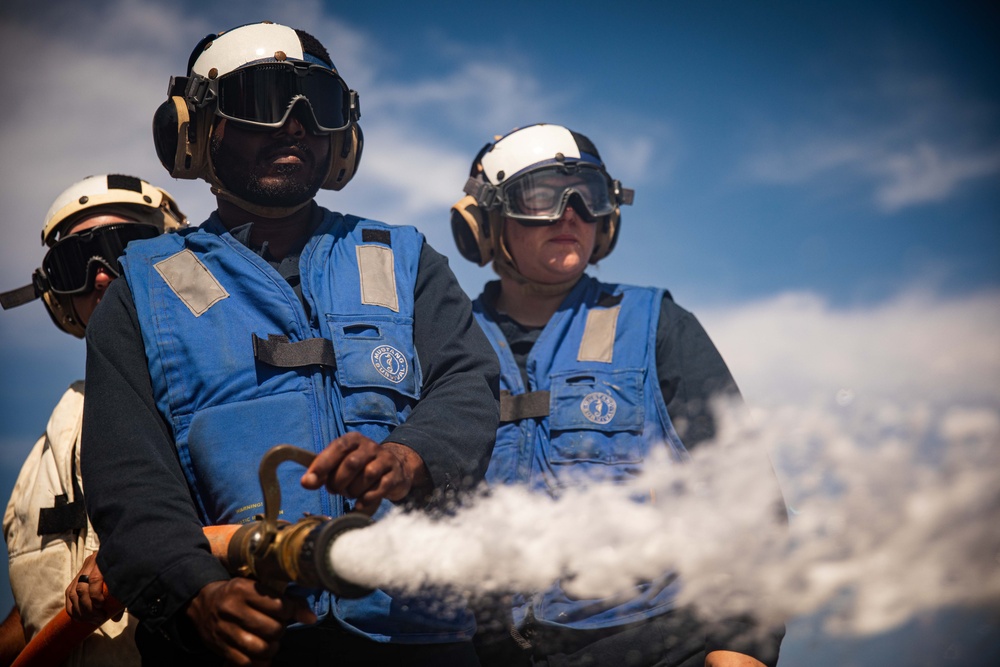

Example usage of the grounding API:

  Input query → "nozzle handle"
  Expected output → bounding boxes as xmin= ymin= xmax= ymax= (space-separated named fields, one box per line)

xmin=258 ymin=444 xmax=317 ymax=539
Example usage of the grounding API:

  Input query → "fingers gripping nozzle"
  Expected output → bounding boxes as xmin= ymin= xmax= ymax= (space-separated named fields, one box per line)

xmin=213 ymin=444 xmax=374 ymax=598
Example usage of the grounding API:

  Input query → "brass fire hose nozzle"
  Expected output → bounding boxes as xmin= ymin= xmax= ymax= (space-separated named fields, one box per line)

xmin=219 ymin=444 xmax=374 ymax=598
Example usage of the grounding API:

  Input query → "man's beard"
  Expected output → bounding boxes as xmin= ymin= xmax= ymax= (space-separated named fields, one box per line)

xmin=211 ymin=134 xmax=326 ymax=208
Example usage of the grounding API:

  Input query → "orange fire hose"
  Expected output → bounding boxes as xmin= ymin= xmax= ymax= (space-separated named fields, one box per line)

xmin=10 ymin=525 xmax=240 ymax=667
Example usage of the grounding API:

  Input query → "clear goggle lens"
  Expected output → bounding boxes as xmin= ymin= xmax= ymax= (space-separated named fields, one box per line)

xmin=501 ymin=165 xmax=615 ymax=226
xmin=42 ymin=223 xmax=160 ymax=295
xmin=215 ymin=63 xmax=352 ymax=133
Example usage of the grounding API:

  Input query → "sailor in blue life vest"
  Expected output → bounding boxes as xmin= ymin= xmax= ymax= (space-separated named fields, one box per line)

xmin=80 ymin=22 xmax=499 ymax=667
xmin=450 ymin=124 xmax=784 ymax=667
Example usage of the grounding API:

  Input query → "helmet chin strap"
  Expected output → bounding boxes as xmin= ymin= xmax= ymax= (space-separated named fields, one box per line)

xmin=210 ymin=185 xmax=313 ymax=219
xmin=491 ymin=222 xmax=581 ymax=297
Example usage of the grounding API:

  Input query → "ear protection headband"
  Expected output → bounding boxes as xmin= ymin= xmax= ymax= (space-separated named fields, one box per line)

xmin=152 ymin=25 xmax=364 ymax=193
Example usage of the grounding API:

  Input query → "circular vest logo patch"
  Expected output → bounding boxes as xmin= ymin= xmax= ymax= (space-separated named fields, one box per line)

xmin=580 ymin=392 xmax=617 ymax=425
xmin=371 ymin=345 xmax=408 ymax=383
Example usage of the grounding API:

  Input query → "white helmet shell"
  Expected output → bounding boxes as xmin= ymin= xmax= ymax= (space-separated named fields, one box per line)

xmin=480 ymin=124 xmax=597 ymax=185
xmin=191 ymin=23 xmax=312 ymax=77
xmin=42 ymin=174 xmax=187 ymax=245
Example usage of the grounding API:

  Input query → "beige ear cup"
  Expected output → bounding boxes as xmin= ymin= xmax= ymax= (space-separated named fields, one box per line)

xmin=450 ymin=195 xmax=495 ymax=266
xmin=41 ymin=290 xmax=85 ymax=339
xmin=168 ymin=98 xmax=213 ymax=181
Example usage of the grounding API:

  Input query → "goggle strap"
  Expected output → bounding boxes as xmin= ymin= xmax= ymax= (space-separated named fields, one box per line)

xmin=0 ymin=283 xmax=40 ymax=310
xmin=167 ymin=75 xmax=188 ymax=97
xmin=350 ymin=90 xmax=361 ymax=121
xmin=183 ymin=75 xmax=213 ymax=108
xmin=464 ymin=178 xmax=497 ymax=208
xmin=616 ymin=182 xmax=635 ymax=206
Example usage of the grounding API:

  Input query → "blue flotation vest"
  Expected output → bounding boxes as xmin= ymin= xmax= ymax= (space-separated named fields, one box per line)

xmin=121 ymin=209 xmax=474 ymax=642
xmin=473 ymin=275 xmax=688 ymax=630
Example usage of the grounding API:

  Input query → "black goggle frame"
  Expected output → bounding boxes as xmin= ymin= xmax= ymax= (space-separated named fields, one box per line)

xmin=179 ymin=61 xmax=360 ymax=135
xmin=464 ymin=163 xmax=634 ymax=228
xmin=41 ymin=223 xmax=160 ymax=295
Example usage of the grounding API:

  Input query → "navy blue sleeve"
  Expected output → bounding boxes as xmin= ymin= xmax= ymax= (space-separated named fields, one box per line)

xmin=655 ymin=296 xmax=741 ymax=450
xmin=656 ymin=296 xmax=786 ymax=663
xmin=382 ymin=241 xmax=500 ymax=495
xmin=81 ymin=278 xmax=230 ymax=637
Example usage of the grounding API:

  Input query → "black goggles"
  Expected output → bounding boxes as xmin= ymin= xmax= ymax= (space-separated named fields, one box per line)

xmin=500 ymin=165 xmax=617 ymax=226
xmin=41 ymin=223 xmax=160 ymax=295
xmin=211 ymin=63 xmax=356 ymax=133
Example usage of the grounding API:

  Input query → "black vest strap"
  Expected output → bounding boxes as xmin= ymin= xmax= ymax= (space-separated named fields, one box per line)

xmin=499 ymin=390 xmax=550 ymax=423
xmin=252 ymin=334 xmax=337 ymax=369
xmin=37 ymin=494 xmax=86 ymax=535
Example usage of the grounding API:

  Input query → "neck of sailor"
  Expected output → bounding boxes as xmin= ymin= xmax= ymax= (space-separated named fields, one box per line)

xmin=216 ymin=197 xmax=318 ymax=261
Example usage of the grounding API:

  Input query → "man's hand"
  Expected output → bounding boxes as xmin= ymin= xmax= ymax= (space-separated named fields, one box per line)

xmin=186 ymin=578 xmax=316 ymax=667
xmin=65 ymin=552 xmax=124 ymax=625
xmin=301 ymin=433 xmax=430 ymax=514
xmin=705 ymin=650 xmax=768 ymax=667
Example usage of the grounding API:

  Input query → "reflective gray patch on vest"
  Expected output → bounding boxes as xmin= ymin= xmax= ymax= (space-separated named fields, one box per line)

xmin=577 ymin=304 xmax=620 ymax=363
xmin=153 ymin=249 xmax=229 ymax=317
xmin=357 ymin=245 xmax=399 ymax=312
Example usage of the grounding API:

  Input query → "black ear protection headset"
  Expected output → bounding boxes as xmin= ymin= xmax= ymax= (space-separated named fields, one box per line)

xmin=151 ymin=30 xmax=364 ymax=191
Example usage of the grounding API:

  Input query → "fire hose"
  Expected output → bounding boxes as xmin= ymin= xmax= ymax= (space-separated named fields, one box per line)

xmin=11 ymin=444 xmax=374 ymax=667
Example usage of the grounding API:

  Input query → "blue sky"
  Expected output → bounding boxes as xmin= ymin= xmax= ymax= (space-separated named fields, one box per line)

xmin=0 ymin=1 xmax=997 ymax=663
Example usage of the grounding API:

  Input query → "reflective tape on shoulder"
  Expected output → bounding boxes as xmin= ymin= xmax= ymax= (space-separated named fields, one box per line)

xmin=154 ymin=249 xmax=230 ymax=316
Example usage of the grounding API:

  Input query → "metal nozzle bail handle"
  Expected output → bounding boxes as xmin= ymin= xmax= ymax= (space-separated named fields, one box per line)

xmin=228 ymin=444 xmax=374 ymax=598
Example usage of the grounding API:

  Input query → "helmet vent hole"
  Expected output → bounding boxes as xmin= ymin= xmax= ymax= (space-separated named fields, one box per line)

xmin=143 ymin=195 xmax=153 ymax=203
xmin=78 ymin=196 xmax=89 ymax=205
xmin=497 ymin=170 xmax=505 ymax=182
xmin=275 ymin=51 xmax=287 ymax=61
xmin=208 ymin=68 xmax=218 ymax=79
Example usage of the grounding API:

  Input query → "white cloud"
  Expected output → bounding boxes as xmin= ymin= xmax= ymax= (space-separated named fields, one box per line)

xmin=600 ymin=134 xmax=659 ymax=185
xmin=0 ymin=2 xmax=217 ymax=290
xmin=742 ymin=140 xmax=869 ymax=185
xmin=738 ymin=65 xmax=1000 ymax=213
xmin=873 ymin=142 xmax=1000 ymax=212
xmin=342 ymin=123 xmax=471 ymax=218
xmin=367 ymin=61 xmax=556 ymax=134
xmin=742 ymin=135 xmax=1000 ymax=213
xmin=698 ymin=289 xmax=1000 ymax=407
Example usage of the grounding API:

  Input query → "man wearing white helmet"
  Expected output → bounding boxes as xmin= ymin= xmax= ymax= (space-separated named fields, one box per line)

xmin=0 ymin=174 xmax=187 ymax=666
xmin=81 ymin=21 xmax=499 ymax=667
xmin=451 ymin=124 xmax=784 ymax=667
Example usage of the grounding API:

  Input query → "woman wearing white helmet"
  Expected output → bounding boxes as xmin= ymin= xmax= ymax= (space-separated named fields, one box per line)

xmin=0 ymin=174 xmax=186 ymax=666
xmin=452 ymin=124 xmax=784 ymax=667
